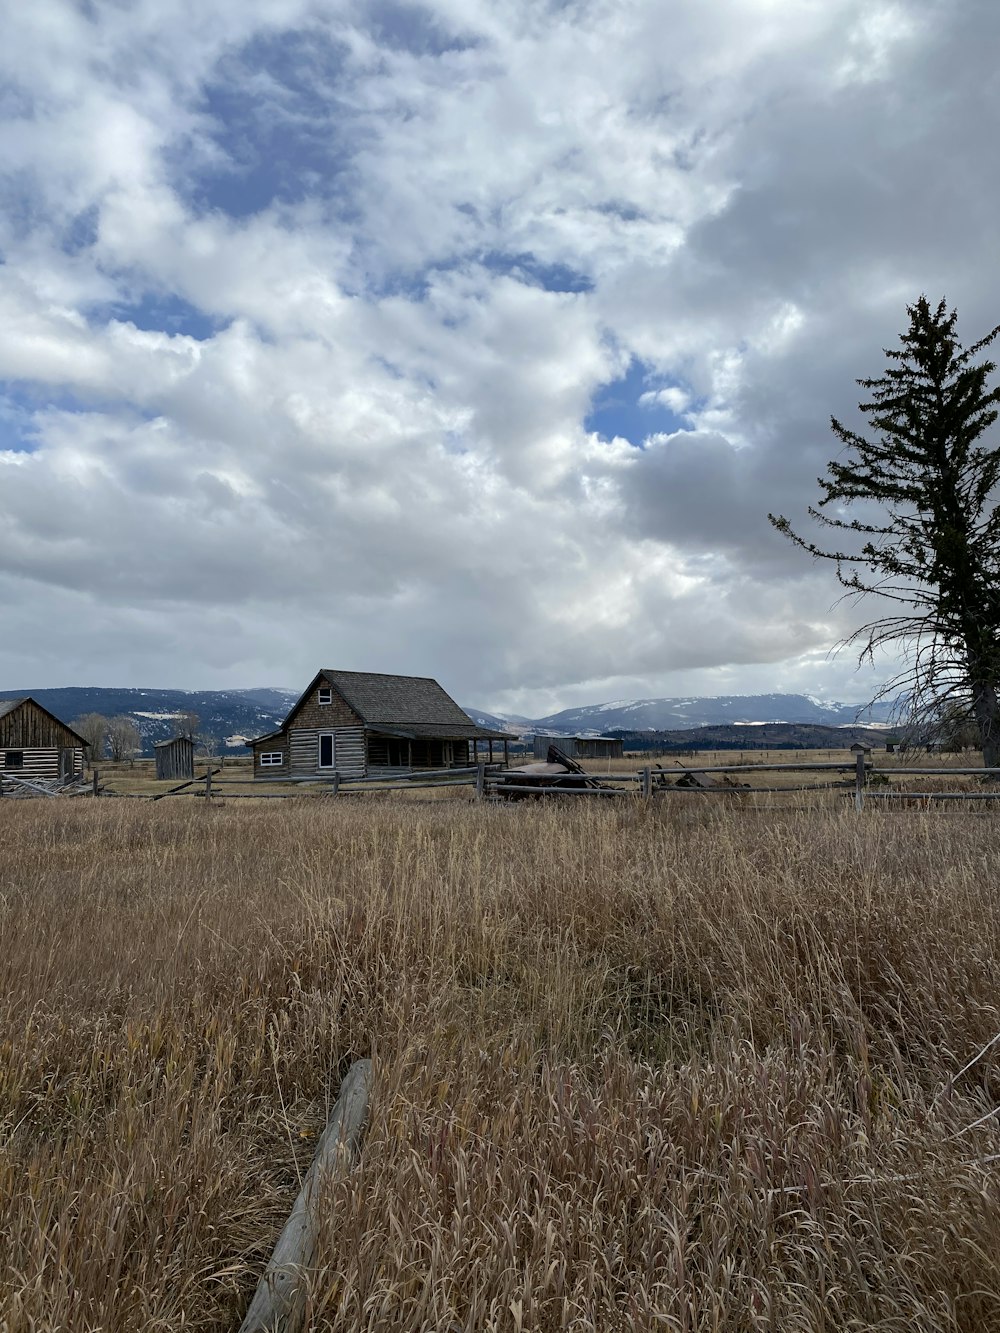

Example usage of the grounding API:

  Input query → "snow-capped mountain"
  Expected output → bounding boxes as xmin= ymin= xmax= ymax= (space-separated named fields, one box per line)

xmin=3 ymin=685 xmax=899 ymax=755
xmin=464 ymin=694 xmax=897 ymax=735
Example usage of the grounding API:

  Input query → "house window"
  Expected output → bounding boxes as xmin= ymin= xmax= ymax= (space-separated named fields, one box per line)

xmin=318 ymin=733 xmax=335 ymax=768
xmin=259 ymin=751 xmax=284 ymax=767
xmin=318 ymin=687 xmax=333 ymax=705
xmin=4 ymin=751 xmax=24 ymax=769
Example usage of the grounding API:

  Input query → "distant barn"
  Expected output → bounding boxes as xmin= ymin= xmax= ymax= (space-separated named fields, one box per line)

xmin=154 ymin=736 xmax=195 ymax=781
xmin=532 ymin=735 xmax=624 ymax=761
xmin=0 ymin=697 xmax=87 ymax=783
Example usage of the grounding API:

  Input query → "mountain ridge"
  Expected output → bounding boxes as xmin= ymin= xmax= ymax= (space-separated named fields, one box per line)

xmin=1 ymin=686 xmax=897 ymax=755
xmin=464 ymin=692 xmax=896 ymax=735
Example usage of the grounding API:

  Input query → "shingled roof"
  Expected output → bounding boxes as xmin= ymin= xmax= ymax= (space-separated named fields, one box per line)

xmin=325 ymin=670 xmax=507 ymax=740
xmin=278 ymin=670 xmax=508 ymax=741
xmin=323 ymin=671 xmax=475 ymax=725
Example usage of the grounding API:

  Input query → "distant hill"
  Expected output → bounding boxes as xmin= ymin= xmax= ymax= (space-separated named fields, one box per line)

xmin=464 ymin=693 xmax=897 ymax=735
xmin=2 ymin=685 xmax=898 ymax=757
xmin=461 ymin=707 xmax=532 ymax=733
xmin=0 ymin=687 xmax=298 ymax=755
xmin=529 ymin=693 xmax=895 ymax=733
xmin=607 ymin=722 xmax=891 ymax=752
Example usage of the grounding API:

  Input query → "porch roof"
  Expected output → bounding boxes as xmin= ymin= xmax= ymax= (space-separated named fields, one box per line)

xmin=367 ymin=722 xmax=509 ymax=741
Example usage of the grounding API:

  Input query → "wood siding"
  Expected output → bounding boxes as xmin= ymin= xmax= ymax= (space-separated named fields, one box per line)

xmin=332 ymin=727 xmax=366 ymax=777
xmin=285 ymin=679 xmax=363 ymax=732
xmin=155 ymin=739 xmax=195 ymax=781
xmin=288 ymin=726 xmax=366 ymax=779
xmin=252 ymin=741 xmax=289 ymax=778
xmin=1 ymin=748 xmax=83 ymax=782
xmin=0 ymin=700 xmax=84 ymax=750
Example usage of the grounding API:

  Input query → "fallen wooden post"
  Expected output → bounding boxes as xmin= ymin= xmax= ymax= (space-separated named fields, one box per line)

xmin=151 ymin=768 xmax=221 ymax=802
xmin=239 ymin=1058 xmax=372 ymax=1333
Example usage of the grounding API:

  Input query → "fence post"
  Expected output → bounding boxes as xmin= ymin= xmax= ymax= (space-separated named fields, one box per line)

xmin=641 ymin=766 xmax=652 ymax=799
xmin=92 ymin=769 xmax=99 ymax=797
xmin=475 ymin=762 xmax=486 ymax=800
xmin=331 ymin=772 xmax=340 ymax=798
xmin=205 ymin=768 xmax=213 ymax=801
xmin=854 ymin=750 xmax=866 ymax=812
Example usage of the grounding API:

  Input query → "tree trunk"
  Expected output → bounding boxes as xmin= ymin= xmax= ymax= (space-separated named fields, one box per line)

xmin=971 ymin=679 xmax=1000 ymax=771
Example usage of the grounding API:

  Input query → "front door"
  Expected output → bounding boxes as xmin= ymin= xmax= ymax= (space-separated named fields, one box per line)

xmin=59 ymin=749 xmax=75 ymax=783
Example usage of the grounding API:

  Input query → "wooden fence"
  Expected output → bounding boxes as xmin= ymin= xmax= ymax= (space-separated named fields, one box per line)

xmin=105 ymin=755 xmax=1000 ymax=809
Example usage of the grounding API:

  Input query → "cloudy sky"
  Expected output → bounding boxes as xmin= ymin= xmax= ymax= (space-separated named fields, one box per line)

xmin=0 ymin=0 xmax=994 ymax=713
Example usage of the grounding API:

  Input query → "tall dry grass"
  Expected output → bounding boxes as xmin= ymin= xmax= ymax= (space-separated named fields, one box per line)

xmin=2 ymin=795 xmax=1000 ymax=1330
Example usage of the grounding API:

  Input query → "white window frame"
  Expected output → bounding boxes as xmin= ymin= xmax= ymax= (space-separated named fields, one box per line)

xmin=259 ymin=751 xmax=284 ymax=767
xmin=318 ymin=733 xmax=336 ymax=769
xmin=318 ymin=687 xmax=333 ymax=705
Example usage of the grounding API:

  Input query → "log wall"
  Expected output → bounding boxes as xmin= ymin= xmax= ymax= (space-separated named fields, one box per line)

xmin=1 ymin=747 xmax=83 ymax=781
xmin=287 ymin=726 xmax=366 ymax=778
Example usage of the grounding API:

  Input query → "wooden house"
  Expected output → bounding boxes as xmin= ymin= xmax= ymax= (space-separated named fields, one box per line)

xmin=154 ymin=736 xmax=195 ymax=781
xmin=0 ymin=697 xmax=87 ymax=783
xmin=532 ymin=734 xmax=624 ymax=761
xmin=250 ymin=670 xmax=509 ymax=780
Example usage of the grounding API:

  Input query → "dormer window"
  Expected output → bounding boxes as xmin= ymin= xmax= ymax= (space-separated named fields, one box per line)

xmin=318 ymin=687 xmax=333 ymax=705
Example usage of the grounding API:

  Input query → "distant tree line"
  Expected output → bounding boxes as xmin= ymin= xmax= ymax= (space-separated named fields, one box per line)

xmin=69 ymin=711 xmax=204 ymax=765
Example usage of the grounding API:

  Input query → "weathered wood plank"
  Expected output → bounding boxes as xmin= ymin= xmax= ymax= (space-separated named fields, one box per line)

xmin=239 ymin=1059 xmax=372 ymax=1333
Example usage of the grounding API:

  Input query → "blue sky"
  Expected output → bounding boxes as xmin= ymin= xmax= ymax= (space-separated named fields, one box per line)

xmin=0 ymin=0 xmax=994 ymax=712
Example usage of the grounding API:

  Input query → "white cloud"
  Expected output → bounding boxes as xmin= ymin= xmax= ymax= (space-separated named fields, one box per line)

xmin=0 ymin=0 xmax=994 ymax=709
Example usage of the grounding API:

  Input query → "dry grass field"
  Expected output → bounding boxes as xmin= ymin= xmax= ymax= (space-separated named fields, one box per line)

xmin=3 ymin=791 xmax=1000 ymax=1330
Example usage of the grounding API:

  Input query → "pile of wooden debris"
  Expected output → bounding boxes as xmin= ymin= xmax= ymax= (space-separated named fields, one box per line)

xmin=492 ymin=745 xmax=618 ymax=799
xmin=0 ymin=774 xmax=93 ymax=799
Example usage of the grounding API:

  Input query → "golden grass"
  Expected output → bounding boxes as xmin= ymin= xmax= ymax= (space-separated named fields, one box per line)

xmin=3 ymin=796 xmax=1000 ymax=1330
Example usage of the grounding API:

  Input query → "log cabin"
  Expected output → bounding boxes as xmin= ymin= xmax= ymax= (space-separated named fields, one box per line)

xmin=250 ymin=669 xmax=509 ymax=781
xmin=0 ymin=697 xmax=87 ymax=783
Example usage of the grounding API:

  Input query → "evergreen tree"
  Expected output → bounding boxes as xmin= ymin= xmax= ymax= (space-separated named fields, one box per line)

xmin=770 ymin=296 xmax=1000 ymax=769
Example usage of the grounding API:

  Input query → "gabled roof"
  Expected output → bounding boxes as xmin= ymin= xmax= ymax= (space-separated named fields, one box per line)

xmin=0 ymin=697 xmax=89 ymax=748
xmin=275 ymin=669 xmax=508 ymax=741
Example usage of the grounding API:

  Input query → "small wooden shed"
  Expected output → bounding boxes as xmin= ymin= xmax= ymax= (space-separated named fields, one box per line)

xmin=532 ymin=735 xmax=624 ymax=761
xmin=0 ymin=697 xmax=87 ymax=783
xmin=154 ymin=736 xmax=195 ymax=781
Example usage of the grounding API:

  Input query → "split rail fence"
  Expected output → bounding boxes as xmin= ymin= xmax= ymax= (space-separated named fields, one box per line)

xmin=64 ymin=755 xmax=1000 ymax=809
